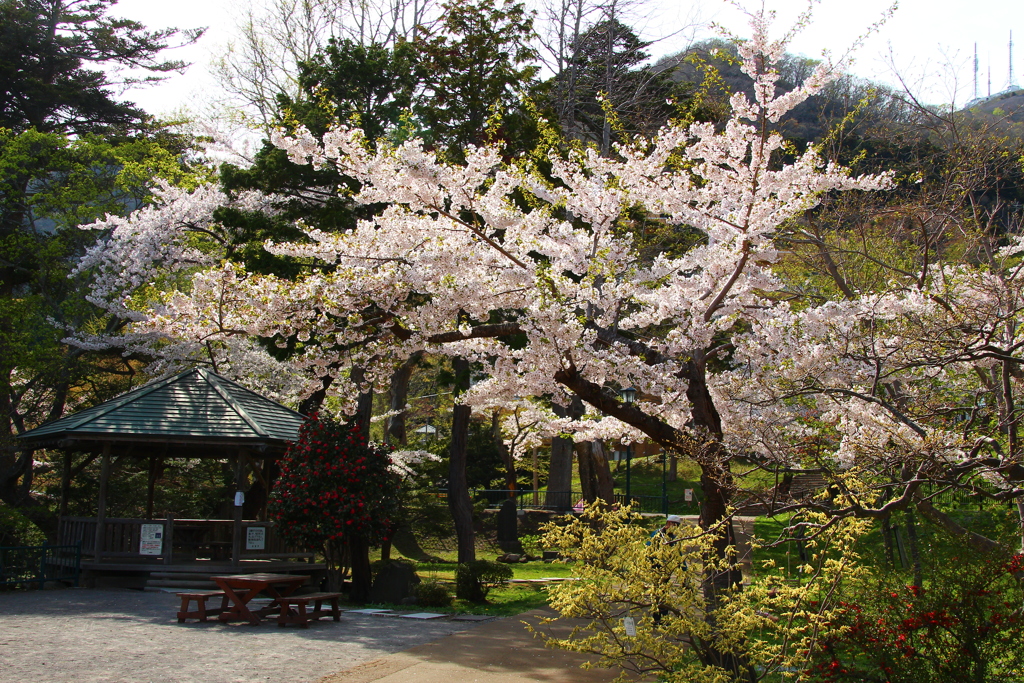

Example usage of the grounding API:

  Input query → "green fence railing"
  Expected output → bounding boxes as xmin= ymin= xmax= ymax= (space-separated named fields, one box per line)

xmin=0 ymin=543 xmax=81 ymax=589
xmin=436 ymin=488 xmax=700 ymax=516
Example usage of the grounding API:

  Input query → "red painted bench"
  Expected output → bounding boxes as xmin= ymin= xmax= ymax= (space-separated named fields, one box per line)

xmin=275 ymin=592 xmax=343 ymax=628
xmin=177 ymin=590 xmax=228 ymax=623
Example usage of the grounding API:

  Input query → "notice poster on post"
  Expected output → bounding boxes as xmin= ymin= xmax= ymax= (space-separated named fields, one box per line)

xmin=684 ymin=489 xmax=693 ymax=502
xmin=246 ymin=526 xmax=266 ymax=551
xmin=139 ymin=523 xmax=163 ymax=555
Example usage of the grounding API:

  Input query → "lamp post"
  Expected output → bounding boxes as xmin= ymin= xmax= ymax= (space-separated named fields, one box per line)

xmin=620 ymin=387 xmax=636 ymax=504
xmin=662 ymin=452 xmax=668 ymax=515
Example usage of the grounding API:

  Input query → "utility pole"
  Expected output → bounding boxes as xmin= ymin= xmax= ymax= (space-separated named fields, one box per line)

xmin=1011 ymin=31 xmax=1016 ymax=89
xmin=974 ymin=42 xmax=979 ymax=99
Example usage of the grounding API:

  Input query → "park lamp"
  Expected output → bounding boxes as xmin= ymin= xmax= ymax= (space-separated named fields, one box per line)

xmin=620 ymin=387 xmax=637 ymax=405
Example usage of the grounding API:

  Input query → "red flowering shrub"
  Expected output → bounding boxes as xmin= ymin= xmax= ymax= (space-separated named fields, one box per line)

xmin=807 ymin=548 xmax=1024 ymax=682
xmin=269 ymin=415 xmax=401 ymax=579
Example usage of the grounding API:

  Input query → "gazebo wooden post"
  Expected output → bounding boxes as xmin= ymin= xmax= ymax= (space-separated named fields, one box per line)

xmin=146 ymin=455 xmax=158 ymax=520
xmin=260 ymin=457 xmax=269 ymax=522
xmin=59 ymin=450 xmax=72 ymax=518
xmin=94 ymin=442 xmax=112 ymax=562
xmin=231 ymin=452 xmax=245 ymax=568
xmin=163 ymin=513 xmax=174 ymax=566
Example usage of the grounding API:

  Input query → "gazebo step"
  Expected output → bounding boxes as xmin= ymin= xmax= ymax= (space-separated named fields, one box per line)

xmin=149 ymin=572 xmax=219 ymax=581
xmin=146 ymin=579 xmax=218 ymax=589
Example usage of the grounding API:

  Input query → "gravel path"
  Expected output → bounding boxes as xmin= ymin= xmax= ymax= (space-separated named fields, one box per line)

xmin=0 ymin=588 xmax=475 ymax=683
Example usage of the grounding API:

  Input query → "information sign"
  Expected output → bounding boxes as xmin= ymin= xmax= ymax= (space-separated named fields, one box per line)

xmin=246 ymin=526 xmax=266 ymax=551
xmin=139 ymin=523 xmax=163 ymax=556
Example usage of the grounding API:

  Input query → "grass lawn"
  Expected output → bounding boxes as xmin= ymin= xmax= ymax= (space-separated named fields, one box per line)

xmin=751 ymin=504 xmax=1021 ymax=581
xmin=413 ymin=560 xmax=574 ymax=581
xmin=353 ymin=558 xmax=569 ymax=616
xmin=346 ymin=581 xmax=553 ymax=617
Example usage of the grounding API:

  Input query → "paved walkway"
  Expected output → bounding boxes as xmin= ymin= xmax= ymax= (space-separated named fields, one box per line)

xmin=0 ymin=588 xmax=473 ymax=683
xmin=0 ymin=589 xmax=624 ymax=683
xmin=319 ymin=609 xmax=622 ymax=683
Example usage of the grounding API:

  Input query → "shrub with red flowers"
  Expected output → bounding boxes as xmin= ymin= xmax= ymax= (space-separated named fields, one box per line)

xmin=807 ymin=546 xmax=1024 ymax=682
xmin=269 ymin=415 xmax=401 ymax=598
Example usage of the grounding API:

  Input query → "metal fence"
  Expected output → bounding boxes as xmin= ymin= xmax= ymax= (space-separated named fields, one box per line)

xmin=0 ymin=543 xmax=81 ymax=589
xmin=436 ymin=488 xmax=700 ymax=516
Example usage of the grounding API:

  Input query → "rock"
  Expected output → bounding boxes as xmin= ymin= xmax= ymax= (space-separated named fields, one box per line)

xmin=368 ymin=561 xmax=420 ymax=605
xmin=542 ymin=550 xmax=560 ymax=561
xmin=518 ymin=556 xmax=528 ymax=563
xmin=400 ymin=595 xmax=419 ymax=606
xmin=497 ymin=553 xmax=520 ymax=563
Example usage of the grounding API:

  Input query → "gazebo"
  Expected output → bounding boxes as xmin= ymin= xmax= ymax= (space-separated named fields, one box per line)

xmin=17 ymin=368 xmax=322 ymax=585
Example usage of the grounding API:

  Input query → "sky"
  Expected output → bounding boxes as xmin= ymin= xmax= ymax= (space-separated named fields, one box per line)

xmin=112 ymin=0 xmax=1024 ymax=119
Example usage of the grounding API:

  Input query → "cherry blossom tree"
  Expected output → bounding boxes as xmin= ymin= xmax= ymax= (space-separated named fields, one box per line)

xmin=77 ymin=3 xmax=892 ymax=559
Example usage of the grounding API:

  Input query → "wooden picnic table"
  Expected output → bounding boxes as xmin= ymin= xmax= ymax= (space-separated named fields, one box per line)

xmin=211 ymin=573 xmax=310 ymax=625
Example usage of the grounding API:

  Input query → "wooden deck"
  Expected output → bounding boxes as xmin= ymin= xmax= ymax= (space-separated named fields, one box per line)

xmin=81 ymin=559 xmax=324 ymax=573
xmin=80 ymin=558 xmax=327 ymax=591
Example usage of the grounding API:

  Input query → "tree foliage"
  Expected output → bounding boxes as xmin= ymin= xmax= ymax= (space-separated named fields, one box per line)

xmin=0 ymin=0 xmax=202 ymax=135
xmin=539 ymin=502 xmax=870 ymax=680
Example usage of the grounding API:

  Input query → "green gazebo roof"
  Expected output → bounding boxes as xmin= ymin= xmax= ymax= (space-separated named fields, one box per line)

xmin=18 ymin=368 xmax=305 ymax=453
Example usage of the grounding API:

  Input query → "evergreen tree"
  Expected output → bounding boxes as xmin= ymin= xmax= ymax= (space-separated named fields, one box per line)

xmin=0 ymin=0 xmax=202 ymax=135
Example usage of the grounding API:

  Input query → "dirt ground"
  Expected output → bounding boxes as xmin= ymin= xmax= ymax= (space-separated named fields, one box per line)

xmin=0 ymin=588 xmax=475 ymax=683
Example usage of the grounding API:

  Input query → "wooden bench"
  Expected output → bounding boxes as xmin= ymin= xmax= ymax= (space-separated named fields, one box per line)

xmin=274 ymin=592 xmax=343 ymax=628
xmin=176 ymin=590 xmax=228 ymax=623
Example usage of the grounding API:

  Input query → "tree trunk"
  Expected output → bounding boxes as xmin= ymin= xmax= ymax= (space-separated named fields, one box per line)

xmin=448 ymin=357 xmax=476 ymax=568
xmin=904 ymin=509 xmax=923 ymax=587
xmin=348 ymin=535 xmax=373 ymax=603
xmin=545 ymin=436 xmax=574 ymax=511
xmin=386 ymin=352 xmax=421 ymax=445
xmin=591 ymin=440 xmax=615 ymax=503
xmin=350 ymin=367 xmax=373 ymax=441
xmin=1017 ymin=499 xmax=1024 ymax=554
xmin=545 ymin=401 xmax=577 ymax=510
xmin=686 ymin=356 xmax=746 ymax=676
xmin=576 ymin=442 xmax=596 ymax=503
xmin=667 ymin=454 xmax=677 ymax=482
xmin=299 ymin=373 xmax=334 ymax=415
xmin=492 ymin=411 xmax=517 ymax=495
xmin=881 ymin=514 xmax=896 ymax=567
xmin=324 ymin=537 xmax=345 ymax=592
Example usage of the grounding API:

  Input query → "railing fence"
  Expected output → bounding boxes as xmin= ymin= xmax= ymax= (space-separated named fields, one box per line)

xmin=435 ymin=488 xmax=701 ymax=515
xmin=0 ymin=543 xmax=81 ymax=589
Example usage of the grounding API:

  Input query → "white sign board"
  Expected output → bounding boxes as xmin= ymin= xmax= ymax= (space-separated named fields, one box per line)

xmin=622 ymin=617 xmax=636 ymax=637
xmin=139 ymin=523 xmax=163 ymax=556
xmin=684 ymin=489 xmax=693 ymax=502
xmin=246 ymin=526 xmax=266 ymax=551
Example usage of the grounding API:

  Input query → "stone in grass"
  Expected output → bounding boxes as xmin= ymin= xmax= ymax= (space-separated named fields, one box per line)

xmin=369 ymin=561 xmax=420 ymax=605
xmin=497 ymin=553 xmax=520 ymax=563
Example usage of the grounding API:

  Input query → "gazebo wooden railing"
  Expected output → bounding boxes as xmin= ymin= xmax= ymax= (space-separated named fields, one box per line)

xmin=58 ymin=516 xmax=312 ymax=566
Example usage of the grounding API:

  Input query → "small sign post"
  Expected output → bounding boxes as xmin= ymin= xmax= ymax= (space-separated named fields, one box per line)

xmin=139 ymin=523 xmax=163 ymax=556
xmin=684 ymin=489 xmax=693 ymax=502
